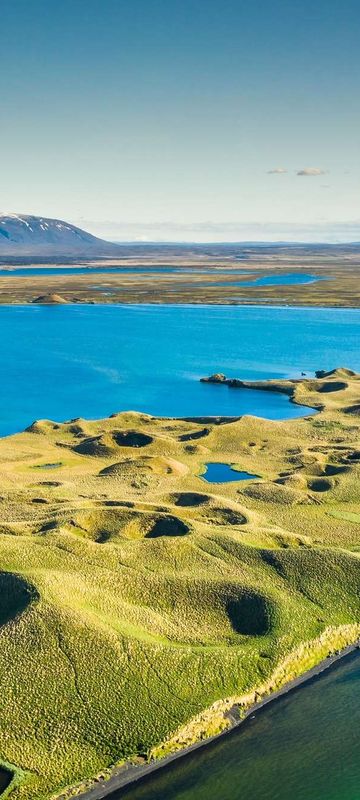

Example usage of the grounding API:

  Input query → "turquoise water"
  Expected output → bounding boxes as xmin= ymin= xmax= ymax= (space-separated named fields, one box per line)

xmin=1 ymin=304 xmax=360 ymax=436
xmin=115 ymin=651 xmax=360 ymax=800
xmin=0 ymin=268 xmax=323 ymax=285
xmin=200 ymin=463 xmax=258 ymax=482
xmin=236 ymin=272 xmax=326 ymax=287
xmin=90 ymin=273 xmax=325 ymax=292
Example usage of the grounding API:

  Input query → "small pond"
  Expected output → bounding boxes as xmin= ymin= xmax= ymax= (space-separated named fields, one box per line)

xmin=200 ymin=463 xmax=258 ymax=483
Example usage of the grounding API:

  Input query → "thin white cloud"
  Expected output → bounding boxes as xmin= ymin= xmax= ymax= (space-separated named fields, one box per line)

xmin=297 ymin=167 xmax=327 ymax=176
xmin=267 ymin=167 xmax=288 ymax=174
xmin=73 ymin=218 xmax=360 ymax=244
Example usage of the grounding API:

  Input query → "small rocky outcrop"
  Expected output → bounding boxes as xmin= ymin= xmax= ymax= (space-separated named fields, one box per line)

xmin=200 ymin=373 xmax=227 ymax=383
xmin=32 ymin=293 xmax=68 ymax=304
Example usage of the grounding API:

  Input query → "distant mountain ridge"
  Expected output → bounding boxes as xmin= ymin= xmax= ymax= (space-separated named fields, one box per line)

xmin=0 ymin=213 xmax=120 ymax=255
xmin=1 ymin=213 xmax=360 ymax=259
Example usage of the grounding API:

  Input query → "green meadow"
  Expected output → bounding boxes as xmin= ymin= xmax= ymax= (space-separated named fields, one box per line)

xmin=0 ymin=369 xmax=359 ymax=798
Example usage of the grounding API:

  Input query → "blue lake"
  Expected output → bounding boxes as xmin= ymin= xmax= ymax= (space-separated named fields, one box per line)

xmin=1 ymin=304 xmax=360 ymax=436
xmin=200 ymin=463 xmax=258 ymax=483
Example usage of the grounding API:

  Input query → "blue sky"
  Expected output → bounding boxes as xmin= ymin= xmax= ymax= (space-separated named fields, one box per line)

xmin=1 ymin=0 xmax=359 ymax=241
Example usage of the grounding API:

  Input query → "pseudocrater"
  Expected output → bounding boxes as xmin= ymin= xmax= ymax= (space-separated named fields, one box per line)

xmin=222 ymin=586 xmax=273 ymax=636
xmin=144 ymin=514 xmax=190 ymax=539
xmin=316 ymin=381 xmax=348 ymax=393
xmin=0 ymin=572 xmax=38 ymax=627
xmin=74 ymin=430 xmax=154 ymax=457
xmin=172 ymin=492 xmax=210 ymax=507
xmin=113 ymin=431 xmax=153 ymax=448
xmin=99 ymin=456 xmax=185 ymax=493
xmin=73 ymin=434 xmax=117 ymax=457
xmin=307 ymin=477 xmax=333 ymax=492
xmin=323 ymin=464 xmax=349 ymax=476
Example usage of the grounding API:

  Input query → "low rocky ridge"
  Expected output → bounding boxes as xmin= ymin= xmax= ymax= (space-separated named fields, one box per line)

xmin=0 ymin=372 xmax=359 ymax=798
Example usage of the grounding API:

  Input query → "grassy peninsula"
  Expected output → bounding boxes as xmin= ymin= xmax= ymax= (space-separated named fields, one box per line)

xmin=0 ymin=370 xmax=360 ymax=797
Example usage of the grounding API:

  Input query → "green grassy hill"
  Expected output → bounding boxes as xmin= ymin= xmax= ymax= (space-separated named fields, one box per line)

xmin=0 ymin=370 xmax=360 ymax=798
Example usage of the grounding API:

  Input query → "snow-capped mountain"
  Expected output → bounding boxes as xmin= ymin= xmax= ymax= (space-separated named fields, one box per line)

xmin=0 ymin=213 xmax=120 ymax=255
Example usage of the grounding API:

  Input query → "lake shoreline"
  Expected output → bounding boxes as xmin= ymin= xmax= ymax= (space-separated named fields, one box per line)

xmin=3 ymin=302 xmax=340 ymax=437
xmin=1 ymin=307 xmax=360 ymax=800
xmin=0 ymin=257 xmax=359 ymax=307
xmin=75 ymin=636 xmax=360 ymax=800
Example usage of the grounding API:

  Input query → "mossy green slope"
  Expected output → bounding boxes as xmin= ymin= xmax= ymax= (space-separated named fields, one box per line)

xmin=0 ymin=370 xmax=359 ymax=798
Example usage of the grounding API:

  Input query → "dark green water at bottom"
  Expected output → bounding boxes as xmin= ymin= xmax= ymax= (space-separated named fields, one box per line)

xmin=116 ymin=651 xmax=360 ymax=800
